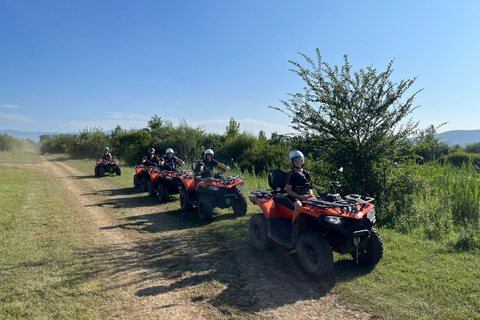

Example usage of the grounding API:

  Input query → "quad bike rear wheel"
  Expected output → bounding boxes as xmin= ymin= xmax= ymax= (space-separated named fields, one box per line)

xmin=141 ymin=176 xmax=149 ymax=192
xmin=351 ymin=227 xmax=384 ymax=265
xmin=249 ymin=214 xmax=271 ymax=250
xmin=198 ymin=195 xmax=213 ymax=221
xmin=232 ymin=192 xmax=247 ymax=216
xmin=157 ymin=182 xmax=168 ymax=203
xmin=147 ymin=180 xmax=157 ymax=197
xmin=180 ymin=188 xmax=193 ymax=211
xmin=297 ymin=231 xmax=333 ymax=278
xmin=98 ymin=166 xmax=106 ymax=177
xmin=133 ymin=175 xmax=140 ymax=188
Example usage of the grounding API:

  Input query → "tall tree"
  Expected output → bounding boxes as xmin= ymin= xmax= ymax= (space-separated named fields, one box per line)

xmin=271 ymin=49 xmax=422 ymax=194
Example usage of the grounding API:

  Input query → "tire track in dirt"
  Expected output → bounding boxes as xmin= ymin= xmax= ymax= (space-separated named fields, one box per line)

xmin=42 ymin=156 xmax=374 ymax=319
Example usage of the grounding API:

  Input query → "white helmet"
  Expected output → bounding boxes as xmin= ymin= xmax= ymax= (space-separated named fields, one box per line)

xmin=204 ymin=149 xmax=214 ymax=156
xmin=166 ymin=148 xmax=174 ymax=154
xmin=289 ymin=150 xmax=304 ymax=166
xmin=148 ymin=148 xmax=155 ymax=154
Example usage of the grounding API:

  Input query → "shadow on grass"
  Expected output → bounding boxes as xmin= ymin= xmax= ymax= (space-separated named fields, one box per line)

xmin=75 ymin=223 xmax=374 ymax=315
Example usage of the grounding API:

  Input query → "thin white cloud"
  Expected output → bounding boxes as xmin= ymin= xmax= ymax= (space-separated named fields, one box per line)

xmin=0 ymin=104 xmax=21 ymax=109
xmin=0 ymin=113 xmax=34 ymax=122
xmin=107 ymin=112 xmax=150 ymax=121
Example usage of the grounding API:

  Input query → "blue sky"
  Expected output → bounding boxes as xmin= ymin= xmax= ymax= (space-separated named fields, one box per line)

xmin=1 ymin=0 xmax=479 ymax=137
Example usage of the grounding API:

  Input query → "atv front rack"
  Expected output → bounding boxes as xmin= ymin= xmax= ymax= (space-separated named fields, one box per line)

xmin=195 ymin=175 xmax=243 ymax=185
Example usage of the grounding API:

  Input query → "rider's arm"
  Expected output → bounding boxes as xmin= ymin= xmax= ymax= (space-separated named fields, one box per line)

xmin=286 ymin=184 xmax=303 ymax=199
xmin=176 ymin=158 xmax=185 ymax=166
xmin=218 ymin=162 xmax=230 ymax=170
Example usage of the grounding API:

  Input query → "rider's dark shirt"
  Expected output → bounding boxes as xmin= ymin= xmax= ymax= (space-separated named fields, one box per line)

xmin=162 ymin=155 xmax=178 ymax=170
xmin=203 ymin=158 xmax=219 ymax=171
xmin=286 ymin=169 xmax=312 ymax=202
xmin=102 ymin=153 xmax=112 ymax=161
xmin=144 ymin=155 xmax=160 ymax=166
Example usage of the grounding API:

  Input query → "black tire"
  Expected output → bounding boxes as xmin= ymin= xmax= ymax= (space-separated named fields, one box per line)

xmin=98 ymin=166 xmax=106 ymax=177
xmin=147 ymin=180 xmax=157 ymax=197
xmin=157 ymin=182 xmax=168 ymax=203
xmin=133 ymin=175 xmax=140 ymax=188
xmin=180 ymin=188 xmax=193 ymax=211
xmin=141 ymin=176 xmax=149 ymax=192
xmin=249 ymin=214 xmax=271 ymax=250
xmin=116 ymin=166 xmax=121 ymax=176
xmin=232 ymin=192 xmax=248 ymax=216
xmin=198 ymin=195 xmax=213 ymax=221
xmin=352 ymin=228 xmax=384 ymax=265
xmin=95 ymin=166 xmax=99 ymax=177
xmin=297 ymin=231 xmax=333 ymax=278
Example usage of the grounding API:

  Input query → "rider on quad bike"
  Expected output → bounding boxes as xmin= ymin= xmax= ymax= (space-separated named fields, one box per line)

xmin=134 ymin=148 xmax=161 ymax=191
xmin=286 ymin=150 xmax=316 ymax=218
xmin=101 ymin=147 xmax=113 ymax=161
xmin=145 ymin=148 xmax=190 ymax=202
xmin=95 ymin=147 xmax=121 ymax=177
xmin=248 ymin=150 xmax=383 ymax=278
xmin=179 ymin=149 xmax=247 ymax=221
xmin=199 ymin=149 xmax=230 ymax=177
xmin=160 ymin=148 xmax=185 ymax=171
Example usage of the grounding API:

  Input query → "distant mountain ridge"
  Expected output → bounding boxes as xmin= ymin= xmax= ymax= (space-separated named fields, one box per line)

xmin=2 ymin=128 xmax=480 ymax=146
xmin=433 ymin=129 xmax=480 ymax=146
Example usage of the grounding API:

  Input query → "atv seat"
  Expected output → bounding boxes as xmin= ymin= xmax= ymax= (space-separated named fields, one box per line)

xmin=273 ymin=193 xmax=294 ymax=210
xmin=192 ymin=160 xmax=203 ymax=175
xmin=268 ymin=169 xmax=287 ymax=193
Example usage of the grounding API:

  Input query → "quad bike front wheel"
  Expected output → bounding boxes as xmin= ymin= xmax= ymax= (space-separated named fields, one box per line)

xmin=351 ymin=227 xmax=384 ymax=265
xmin=232 ymin=192 xmax=248 ymax=216
xmin=116 ymin=166 xmax=121 ymax=175
xmin=95 ymin=166 xmax=99 ymax=177
xmin=133 ymin=175 xmax=140 ymax=188
xmin=157 ymin=182 xmax=168 ymax=203
xmin=180 ymin=188 xmax=193 ymax=211
xmin=98 ymin=166 xmax=106 ymax=177
xmin=197 ymin=195 xmax=213 ymax=221
xmin=141 ymin=176 xmax=149 ymax=192
xmin=147 ymin=180 xmax=157 ymax=197
xmin=249 ymin=214 xmax=271 ymax=250
xmin=297 ymin=231 xmax=333 ymax=278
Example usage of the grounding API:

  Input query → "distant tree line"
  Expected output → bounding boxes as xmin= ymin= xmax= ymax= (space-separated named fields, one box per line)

xmin=0 ymin=133 xmax=37 ymax=152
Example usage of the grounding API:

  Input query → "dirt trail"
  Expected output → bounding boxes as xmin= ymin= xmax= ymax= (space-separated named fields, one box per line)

xmin=42 ymin=156 xmax=373 ymax=319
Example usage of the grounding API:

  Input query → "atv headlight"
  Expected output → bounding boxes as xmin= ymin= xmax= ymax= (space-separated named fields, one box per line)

xmin=367 ymin=208 xmax=376 ymax=222
xmin=325 ymin=216 xmax=343 ymax=225
xmin=208 ymin=186 xmax=220 ymax=191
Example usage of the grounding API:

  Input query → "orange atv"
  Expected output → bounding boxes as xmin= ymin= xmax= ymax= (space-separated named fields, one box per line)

xmin=133 ymin=165 xmax=158 ymax=192
xmin=146 ymin=165 xmax=193 ymax=203
xmin=178 ymin=160 xmax=248 ymax=221
xmin=95 ymin=159 xmax=121 ymax=177
xmin=248 ymin=168 xmax=383 ymax=278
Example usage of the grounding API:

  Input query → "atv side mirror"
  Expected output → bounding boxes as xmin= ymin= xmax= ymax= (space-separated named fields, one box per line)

xmin=338 ymin=167 xmax=343 ymax=174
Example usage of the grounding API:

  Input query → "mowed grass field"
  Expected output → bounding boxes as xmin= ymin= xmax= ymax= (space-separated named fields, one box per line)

xmin=1 ymin=151 xmax=480 ymax=319
xmin=0 ymin=152 xmax=115 ymax=319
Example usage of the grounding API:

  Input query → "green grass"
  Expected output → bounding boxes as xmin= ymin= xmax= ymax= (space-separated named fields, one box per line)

xmin=67 ymin=157 xmax=480 ymax=319
xmin=5 ymin=154 xmax=480 ymax=319
xmin=0 ymin=155 xmax=111 ymax=319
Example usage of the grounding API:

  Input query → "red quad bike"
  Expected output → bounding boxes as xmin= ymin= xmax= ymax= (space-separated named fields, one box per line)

xmin=248 ymin=168 xmax=384 ymax=278
xmin=178 ymin=160 xmax=248 ymax=221
xmin=146 ymin=165 xmax=193 ymax=203
xmin=95 ymin=159 xmax=121 ymax=177
xmin=133 ymin=165 xmax=158 ymax=192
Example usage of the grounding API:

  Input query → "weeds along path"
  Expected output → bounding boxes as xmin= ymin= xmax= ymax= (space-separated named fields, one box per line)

xmin=42 ymin=155 xmax=372 ymax=320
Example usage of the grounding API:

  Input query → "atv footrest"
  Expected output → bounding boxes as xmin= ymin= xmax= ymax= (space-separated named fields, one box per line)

xmin=266 ymin=217 xmax=293 ymax=248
